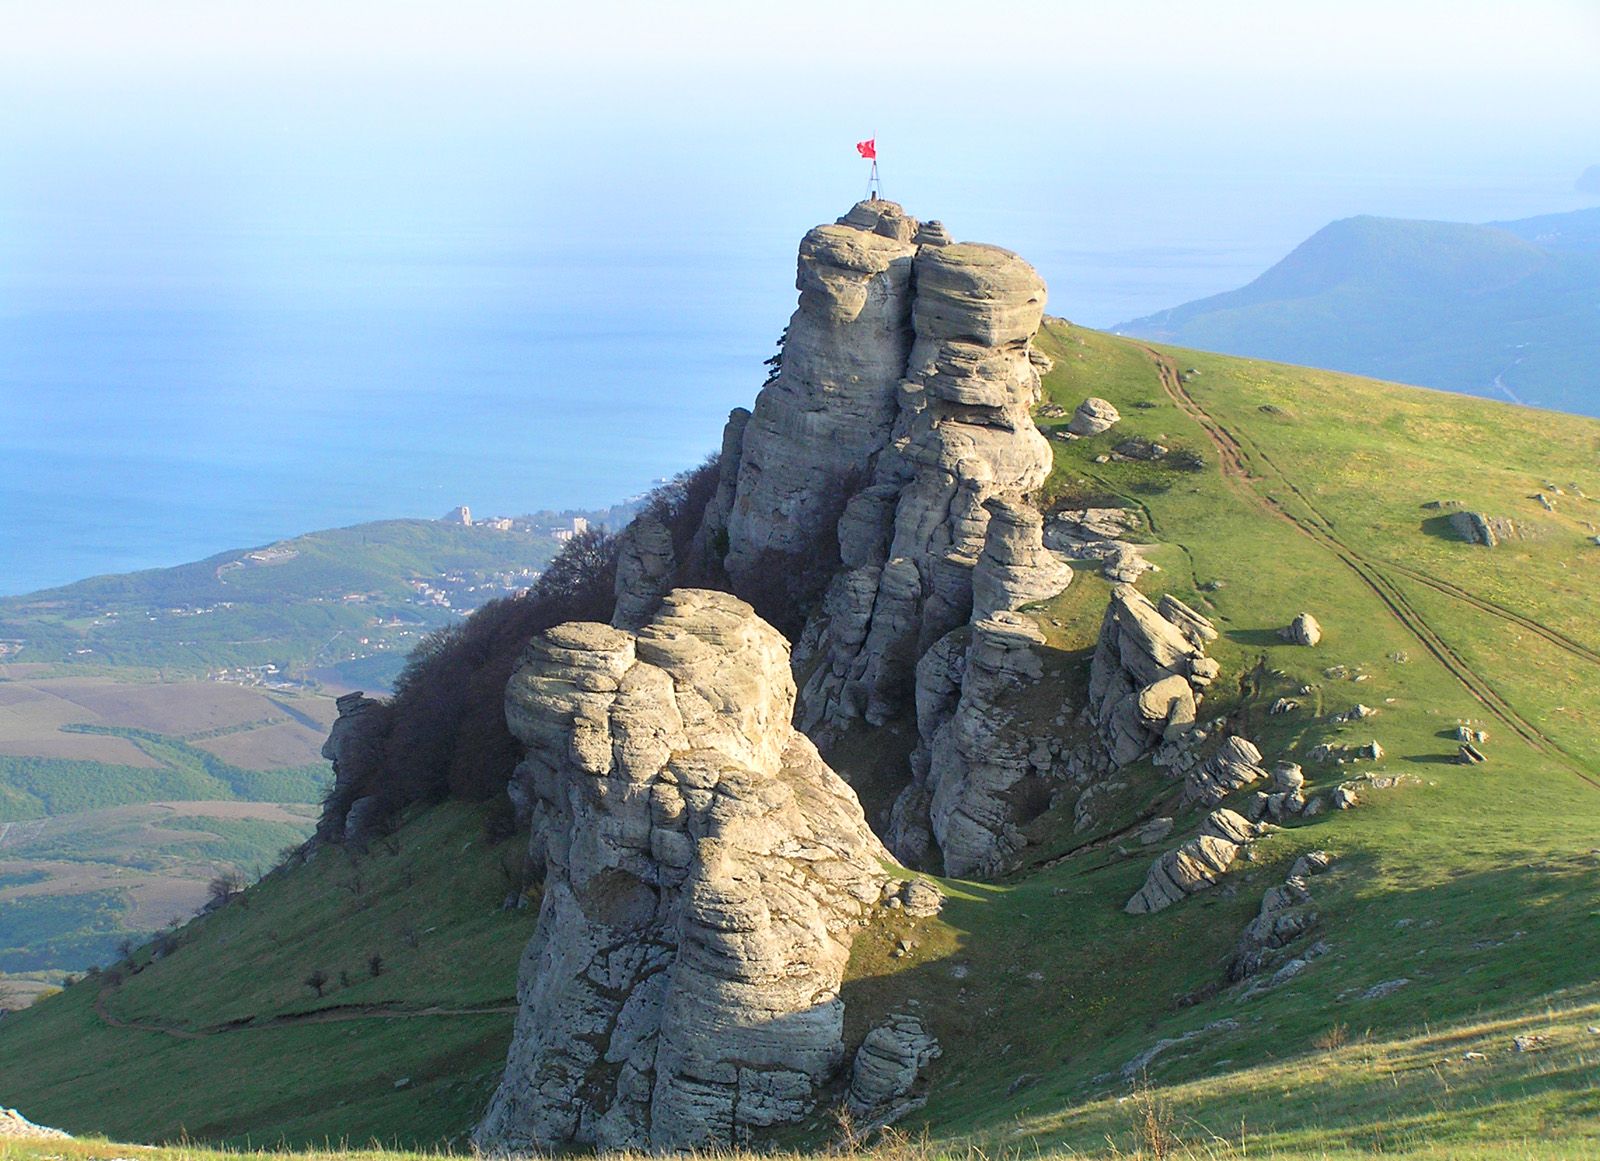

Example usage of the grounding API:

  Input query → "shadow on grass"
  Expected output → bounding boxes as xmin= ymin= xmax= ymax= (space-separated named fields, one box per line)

xmin=1226 ymin=628 xmax=1285 ymax=648
xmin=1421 ymin=515 xmax=1468 ymax=542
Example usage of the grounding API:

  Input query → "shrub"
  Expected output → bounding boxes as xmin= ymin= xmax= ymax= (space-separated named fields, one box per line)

xmin=304 ymin=969 xmax=329 ymax=998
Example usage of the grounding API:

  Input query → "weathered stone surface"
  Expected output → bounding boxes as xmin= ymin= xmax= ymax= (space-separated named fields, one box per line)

xmin=477 ymin=590 xmax=891 ymax=1152
xmin=1184 ymin=736 xmax=1270 ymax=806
xmin=847 ymin=1013 xmax=941 ymax=1118
xmin=1125 ymin=809 xmax=1260 ymax=914
xmin=1450 ymin=510 xmax=1519 ymax=547
xmin=729 ymin=209 xmax=1056 ymax=757
xmin=970 ymin=497 xmax=1072 ymax=622
xmin=723 ymin=204 xmax=919 ymax=586
xmin=1067 ymin=397 xmax=1121 ymax=436
xmin=612 ymin=513 xmax=676 ymax=630
xmin=1230 ymin=854 xmax=1334 ymax=982
xmin=1045 ymin=508 xmax=1154 ymax=582
xmin=0 ymin=1109 xmax=69 ymax=1140
xmin=318 ymin=691 xmax=386 ymax=841
xmin=1088 ymin=586 xmax=1218 ymax=766
xmin=1280 ymin=612 xmax=1322 ymax=646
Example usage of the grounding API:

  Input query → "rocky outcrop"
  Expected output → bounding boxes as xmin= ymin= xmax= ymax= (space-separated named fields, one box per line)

xmin=1067 ymin=397 xmax=1120 ymax=436
xmin=317 ymin=691 xmax=387 ymax=842
xmin=1450 ymin=510 xmax=1519 ymax=547
xmin=1229 ymin=850 xmax=1333 ymax=983
xmin=723 ymin=203 xmax=919 ymax=587
xmin=0 ymin=1109 xmax=69 ymax=1140
xmin=1044 ymin=508 xmax=1154 ymax=583
xmin=1280 ymin=612 xmax=1322 ymax=646
xmin=477 ymin=590 xmax=891 ymax=1152
xmin=847 ymin=1013 xmax=941 ymax=1120
xmin=713 ymin=203 xmax=1062 ymax=753
xmin=1125 ymin=809 xmax=1262 ymax=915
xmin=970 ymin=498 xmax=1072 ymax=622
xmin=1087 ymin=586 xmax=1220 ymax=766
xmin=886 ymin=612 xmax=1052 ymax=878
xmin=612 ymin=513 xmax=676 ymax=630
xmin=1183 ymin=736 xmax=1270 ymax=807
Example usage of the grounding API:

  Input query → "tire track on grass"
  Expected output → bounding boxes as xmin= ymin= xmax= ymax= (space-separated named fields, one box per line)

xmin=1144 ymin=348 xmax=1600 ymax=791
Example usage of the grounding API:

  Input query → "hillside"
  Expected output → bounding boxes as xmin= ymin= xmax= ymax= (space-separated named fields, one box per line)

xmin=0 ymin=515 xmax=591 ymax=987
xmin=3 ymin=309 xmax=1598 ymax=1157
xmin=1114 ymin=207 xmax=1600 ymax=416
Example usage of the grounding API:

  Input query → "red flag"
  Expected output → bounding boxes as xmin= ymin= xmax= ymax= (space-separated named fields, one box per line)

xmin=856 ymin=138 xmax=876 ymax=160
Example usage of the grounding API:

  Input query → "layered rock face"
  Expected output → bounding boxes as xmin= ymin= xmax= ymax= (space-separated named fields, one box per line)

xmin=316 ymin=692 xmax=386 ymax=841
xmin=691 ymin=201 xmax=1080 ymax=877
xmin=886 ymin=612 xmax=1053 ymax=877
xmin=1087 ymin=586 xmax=1220 ymax=765
xmin=715 ymin=202 xmax=1063 ymax=746
xmin=476 ymin=589 xmax=891 ymax=1152
xmin=723 ymin=202 xmax=919 ymax=586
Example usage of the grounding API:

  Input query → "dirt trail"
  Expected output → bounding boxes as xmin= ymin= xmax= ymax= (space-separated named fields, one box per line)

xmin=94 ymin=986 xmax=515 ymax=1040
xmin=1145 ymin=348 xmax=1600 ymax=791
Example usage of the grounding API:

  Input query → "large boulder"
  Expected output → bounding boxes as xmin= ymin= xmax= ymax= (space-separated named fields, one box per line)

xmin=1066 ymin=397 xmax=1120 ymax=436
xmin=1087 ymin=586 xmax=1219 ymax=766
xmin=476 ymin=590 xmax=891 ymax=1152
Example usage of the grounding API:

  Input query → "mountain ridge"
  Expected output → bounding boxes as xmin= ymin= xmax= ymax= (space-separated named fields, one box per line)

xmin=1115 ymin=206 xmax=1600 ymax=414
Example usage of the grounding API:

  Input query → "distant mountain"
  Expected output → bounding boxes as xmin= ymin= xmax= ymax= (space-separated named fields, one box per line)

xmin=1576 ymin=165 xmax=1600 ymax=195
xmin=1115 ymin=207 xmax=1600 ymax=414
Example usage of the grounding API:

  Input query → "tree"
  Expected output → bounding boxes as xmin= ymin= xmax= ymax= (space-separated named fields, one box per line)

xmin=207 ymin=871 xmax=246 ymax=908
xmin=368 ymin=953 xmax=384 ymax=978
xmin=304 ymin=969 xmax=329 ymax=998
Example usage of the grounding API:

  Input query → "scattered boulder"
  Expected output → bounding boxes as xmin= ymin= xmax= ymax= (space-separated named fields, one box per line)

xmin=1280 ymin=612 xmax=1322 ymax=646
xmin=1184 ymin=736 xmax=1270 ymax=807
xmin=1450 ymin=510 xmax=1520 ymax=547
xmin=1124 ymin=809 xmax=1262 ymax=914
xmin=1457 ymin=743 xmax=1487 ymax=765
xmin=847 ymin=1013 xmax=942 ymax=1119
xmin=1067 ymin=396 xmax=1121 ymax=436
xmin=894 ymin=878 xmax=946 ymax=918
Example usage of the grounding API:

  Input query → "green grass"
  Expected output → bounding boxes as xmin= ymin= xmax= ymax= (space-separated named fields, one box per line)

xmin=4 ymin=328 xmax=1600 ymax=1155
xmin=0 ymin=518 xmax=559 ymax=678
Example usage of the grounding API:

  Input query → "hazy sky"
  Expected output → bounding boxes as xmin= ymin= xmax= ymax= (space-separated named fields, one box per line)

xmin=3 ymin=1 xmax=1599 ymax=589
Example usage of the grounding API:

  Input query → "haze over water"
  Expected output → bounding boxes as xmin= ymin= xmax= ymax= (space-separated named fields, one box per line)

xmin=3 ymin=1 xmax=1596 ymax=595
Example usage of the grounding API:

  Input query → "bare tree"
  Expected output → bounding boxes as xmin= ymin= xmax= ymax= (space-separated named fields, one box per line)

xmin=304 ymin=969 xmax=329 ymax=998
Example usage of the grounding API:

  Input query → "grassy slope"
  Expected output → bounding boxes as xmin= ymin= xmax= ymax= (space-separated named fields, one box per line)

xmin=3 ymin=329 xmax=1600 ymax=1155
xmin=0 ymin=519 xmax=556 ymax=676
xmin=0 ymin=803 xmax=532 ymax=1149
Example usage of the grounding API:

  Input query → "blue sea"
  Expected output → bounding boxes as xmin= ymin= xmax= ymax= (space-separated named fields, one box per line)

xmin=2 ymin=162 xmax=1591 ymax=597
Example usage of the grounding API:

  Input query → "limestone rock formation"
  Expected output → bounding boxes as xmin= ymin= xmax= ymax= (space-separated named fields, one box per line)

xmin=1183 ymin=736 xmax=1270 ymax=806
xmin=970 ymin=498 xmax=1072 ymax=622
xmin=723 ymin=202 xmax=919 ymax=588
xmin=847 ymin=1013 xmax=942 ymax=1120
xmin=1087 ymin=586 xmax=1220 ymax=766
xmin=0 ymin=1109 xmax=69 ymax=1140
xmin=1067 ymin=397 xmax=1121 ymax=436
xmin=1280 ymin=612 xmax=1322 ymax=646
xmin=1229 ymin=850 xmax=1333 ymax=982
xmin=1044 ymin=508 xmax=1154 ymax=583
xmin=886 ymin=612 xmax=1053 ymax=878
xmin=612 ymin=513 xmax=676 ymax=630
xmin=317 ymin=691 xmax=387 ymax=842
xmin=1450 ymin=510 xmax=1519 ymax=547
xmin=477 ymin=590 xmax=891 ymax=1152
xmin=710 ymin=202 xmax=1059 ymax=755
xmin=1125 ymin=809 xmax=1262 ymax=915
